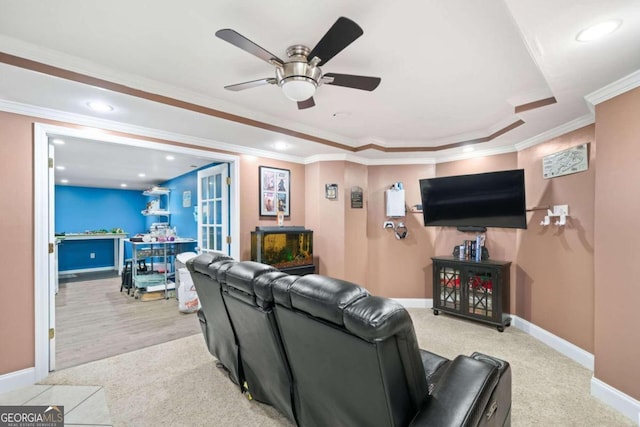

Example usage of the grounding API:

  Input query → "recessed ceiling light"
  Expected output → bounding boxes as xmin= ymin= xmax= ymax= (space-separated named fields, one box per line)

xmin=60 ymin=179 xmax=69 ymax=184
xmin=52 ymin=138 xmax=65 ymax=145
xmin=138 ymin=173 xmax=146 ymax=177
xmin=87 ymin=101 xmax=114 ymax=112
xmin=576 ymin=20 xmax=622 ymax=42
xmin=56 ymin=166 xmax=66 ymax=170
xmin=463 ymin=146 xmax=475 ymax=153
xmin=120 ymin=183 xmax=128 ymax=188
xmin=274 ymin=141 xmax=289 ymax=151
xmin=165 ymin=155 xmax=175 ymax=161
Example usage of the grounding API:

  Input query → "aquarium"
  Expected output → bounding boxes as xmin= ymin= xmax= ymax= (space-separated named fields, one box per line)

xmin=251 ymin=226 xmax=314 ymax=274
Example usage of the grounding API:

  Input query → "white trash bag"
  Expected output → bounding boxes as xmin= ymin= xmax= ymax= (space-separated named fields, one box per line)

xmin=178 ymin=268 xmax=200 ymax=313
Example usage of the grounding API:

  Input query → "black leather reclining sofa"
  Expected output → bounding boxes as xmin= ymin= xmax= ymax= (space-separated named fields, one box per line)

xmin=187 ymin=252 xmax=511 ymax=427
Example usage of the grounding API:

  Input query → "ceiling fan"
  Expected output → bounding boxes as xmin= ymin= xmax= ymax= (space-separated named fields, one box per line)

xmin=215 ymin=17 xmax=381 ymax=110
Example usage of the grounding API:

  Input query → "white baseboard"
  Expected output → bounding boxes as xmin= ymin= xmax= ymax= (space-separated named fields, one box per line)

xmin=58 ymin=266 xmax=115 ymax=275
xmin=591 ymin=376 xmax=640 ymax=425
xmin=393 ymin=298 xmax=432 ymax=309
xmin=0 ymin=367 xmax=36 ymax=394
xmin=510 ymin=315 xmax=594 ymax=370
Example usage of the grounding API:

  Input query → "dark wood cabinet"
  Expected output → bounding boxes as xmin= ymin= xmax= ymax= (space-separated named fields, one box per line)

xmin=431 ymin=256 xmax=511 ymax=332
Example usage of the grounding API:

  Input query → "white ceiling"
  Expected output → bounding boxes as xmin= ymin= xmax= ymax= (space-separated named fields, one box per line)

xmin=0 ymin=0 xmax=639 ymax=188
xmin=49 ymin=135 xmax=215 ymax=190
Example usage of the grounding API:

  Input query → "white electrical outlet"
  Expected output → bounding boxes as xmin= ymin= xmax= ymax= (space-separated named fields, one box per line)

xmin=90 ymin=253 xmax=95 ymax=259
xmin=553 ymin=205 xmax=569 ymax=216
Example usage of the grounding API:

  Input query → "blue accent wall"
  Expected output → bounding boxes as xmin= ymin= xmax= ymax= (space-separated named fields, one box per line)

xmin=147 ymin=163 xmax=221 ymax=240
xmin=55 ymin=186 xmax=147 ymax=234
xmin=56 ymin=186 xmax=148 ymax=271
xmin=58 ymin=239 xmax=116 ymax=271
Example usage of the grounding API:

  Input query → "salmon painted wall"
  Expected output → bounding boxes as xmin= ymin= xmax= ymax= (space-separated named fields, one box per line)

xmin=366 ymin=164 xmax=436 ymax=297
xmin=0 ymin=112 xmax=35 ymax=374
xmin=304 ymin=161 xmax=347 ymax=278
xmin=516 ymin=125 xmax=595 ymax=353
xmin=594 ymin=87 xmax=640 ymax=400
xmin=343 ymin=162 xmax=368 ymax=285
xmin=238 ymin=155 xmax=306 ymax=261
xmin=435 ymin=153 xmax=519 ymax=311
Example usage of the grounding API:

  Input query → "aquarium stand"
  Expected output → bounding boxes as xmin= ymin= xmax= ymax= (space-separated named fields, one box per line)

xmin=251 ymin=226 xmax=316 ymax=276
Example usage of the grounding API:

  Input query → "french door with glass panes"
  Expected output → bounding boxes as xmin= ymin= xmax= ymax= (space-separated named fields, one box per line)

xmin=197 ymin=164 xmax=229 ymax=254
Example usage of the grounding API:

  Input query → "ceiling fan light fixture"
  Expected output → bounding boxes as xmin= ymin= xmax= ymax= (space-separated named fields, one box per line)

xmin=281 ymin=77 xmax=317 ymax=102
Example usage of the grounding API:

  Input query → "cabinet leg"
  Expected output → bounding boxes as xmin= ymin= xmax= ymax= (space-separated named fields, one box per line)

xmin=433 ymin=309 xmax=439 ymax=316
xmin=497 ymin=325 xmax=505 ymax=332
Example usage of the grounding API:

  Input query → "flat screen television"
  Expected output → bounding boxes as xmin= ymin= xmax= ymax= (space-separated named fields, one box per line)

xmin=419 ymin=169 xmax=527 ymax=229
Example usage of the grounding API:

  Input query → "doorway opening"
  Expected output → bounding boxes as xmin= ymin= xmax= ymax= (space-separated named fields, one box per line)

xmin=34 ymin=122 xmax=240 ymax=381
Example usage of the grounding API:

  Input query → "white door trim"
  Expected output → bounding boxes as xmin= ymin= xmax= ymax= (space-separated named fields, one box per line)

xmin=33 ymin=122 xmax=240 ymax=383
xmin=33 ymin=123 xmax=49 ymax=382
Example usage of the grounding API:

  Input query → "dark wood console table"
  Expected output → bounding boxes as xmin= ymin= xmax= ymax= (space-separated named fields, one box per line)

xmin=432 ymin=256 xmax=511 ymax=332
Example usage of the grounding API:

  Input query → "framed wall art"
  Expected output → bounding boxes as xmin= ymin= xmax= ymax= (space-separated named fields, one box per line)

xmin=259 ymin=166 xmax=290 ymax=217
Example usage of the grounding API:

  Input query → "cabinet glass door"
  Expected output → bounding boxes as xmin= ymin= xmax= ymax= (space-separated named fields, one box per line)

xmin=438 ymin=266 xmax=461 ymax=311
xmin=466 ymin=268 xmax=494 ymax=319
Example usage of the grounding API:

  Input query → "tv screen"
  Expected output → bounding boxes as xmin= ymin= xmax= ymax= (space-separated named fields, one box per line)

xmin=419 ymin=169 xmax=527 ymax=229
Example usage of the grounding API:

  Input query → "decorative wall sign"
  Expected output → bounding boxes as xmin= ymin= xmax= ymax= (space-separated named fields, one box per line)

xmin=543 ymin=143 xmax=589 ymax=179
xmin=259 ymin=166 xmax=290 ymax=217
xmin=182 ymin=190 xmax=191 ymax=208
xmin=351 ymin=186 xmax=363 ymax=208
xmin=325 ymin=183 xmax=338 ymax=200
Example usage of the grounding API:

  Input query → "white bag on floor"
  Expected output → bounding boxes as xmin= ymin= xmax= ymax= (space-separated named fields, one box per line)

xmin=178 ymin=268 xmax=200 ymax=313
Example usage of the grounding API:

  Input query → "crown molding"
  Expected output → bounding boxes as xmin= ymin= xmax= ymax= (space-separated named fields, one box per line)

xmin=436 ymin=144 xmax=517 ymax=164
xmin=0 ymin=98 xmax=601 ymax=167
xmin=0 ymin=99 xmax=306 ymax=164
xmin=303 ymin=153 xmax=366 ymax=164
xmin=585 ymin=69 xmax=640 ymax=108
xmin=303 ymin=153 xmax=437 ymax=166
xmin=514 ymin=114 xmax=594 ymax=151
xmin=365 ymin=157 xmax=437 ymax=166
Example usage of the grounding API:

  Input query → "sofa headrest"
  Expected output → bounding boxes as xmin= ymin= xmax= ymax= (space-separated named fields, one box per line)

xmin=225 ymin=261 xmax=278 ymax=297
xmin=343 ymin=296 xmax=413 ymax=342
xmin=207 ymin=259 xmax=237 ymax=284
xmin=272 ymin=275 xmax=304 ymax=308
xmin=253 ymin=271 xmax=289 ymax=309
xmin=287 ymin=275 xmax=369 ymax=326
xmin=187 ymin=251 xmax=232 ymax=274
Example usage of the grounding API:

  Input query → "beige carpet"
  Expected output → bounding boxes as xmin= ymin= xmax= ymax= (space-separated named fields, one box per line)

xmin=40 ymin=309 xmax=634 ymax=426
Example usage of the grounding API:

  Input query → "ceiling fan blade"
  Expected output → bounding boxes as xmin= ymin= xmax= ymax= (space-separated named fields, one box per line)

xmin=224 ymin=78 xmax=276 ymax=91
xmin=297 ymin=97 xmax=315 ymax=110
xmin=308 ymin=17 xmax=363 ymax=66
xmin=215 ymin=29 xmax=284 ymax=66
xmin=322 ymin=73 xmax=381 ymax=91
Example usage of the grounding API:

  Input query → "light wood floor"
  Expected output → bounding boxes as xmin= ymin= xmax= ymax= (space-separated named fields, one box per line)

xmin=55 ymin=271 xmax=201 ymax=370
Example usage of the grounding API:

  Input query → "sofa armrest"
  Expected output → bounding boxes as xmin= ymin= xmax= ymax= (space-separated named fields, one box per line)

xmin=409 ymin=355 xmax=504 ymax=427
xmin=419 ymin=349 xmax=450 ymax=392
